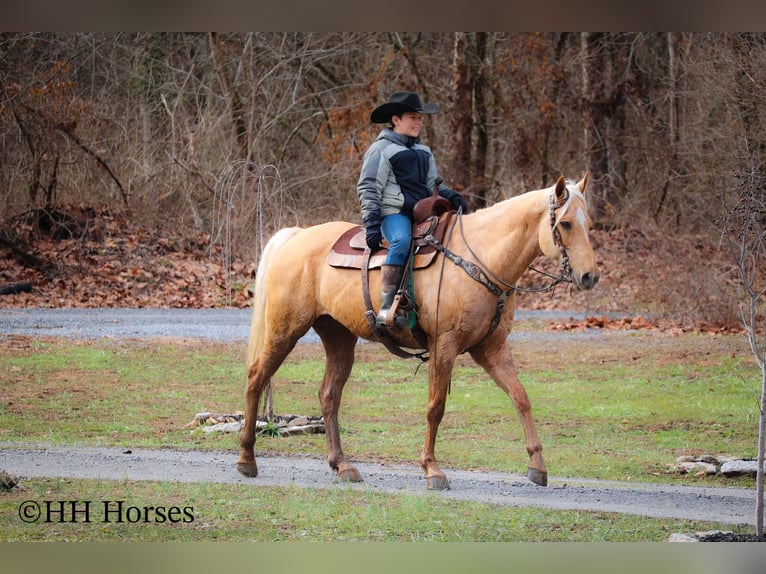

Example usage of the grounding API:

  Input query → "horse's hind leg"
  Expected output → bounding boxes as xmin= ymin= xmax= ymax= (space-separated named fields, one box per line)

xmin=470 ymin=343 xmax=548 ymax=486
xmin=313 ymin=315 xmax=361 ymax=482
xmin=236 ymin=338 xmax=296 ymax=477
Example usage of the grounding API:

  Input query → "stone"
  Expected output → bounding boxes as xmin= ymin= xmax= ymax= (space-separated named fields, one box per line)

xmin=668 ymin=533 xmax=700 ymax=542
xmin=1 ymin=470 xmax=19 ymax=491
xmin=676 ymin=461 xmax=718 ymax=475
xmin=675 ymin=455 xmax=697 ymax=463
xmin=201 ymin=420 xmax=244 ymax=433
xmin=697 ymin=454 xmax=720 ymax=465
xmin=279 ymin=424 xmax=324 ymax=436
xmin=287 ymin=416 xmax=310 ymax=427
xmin=720 ymin=459 xmax=765 ymax=477
xmin=669 ymin=530 xmax=741 ymax=543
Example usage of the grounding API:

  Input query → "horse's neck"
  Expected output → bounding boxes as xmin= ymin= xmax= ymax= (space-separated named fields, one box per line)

xmin=460 ymin=190 xmax=547 ymax=285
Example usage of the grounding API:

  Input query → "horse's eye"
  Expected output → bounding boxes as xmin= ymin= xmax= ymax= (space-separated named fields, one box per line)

xmin=559 ymin=221 xmax=572 ymax=232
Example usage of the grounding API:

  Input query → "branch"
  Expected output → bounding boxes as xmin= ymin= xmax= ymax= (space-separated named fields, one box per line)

xmin=56 ymin=124 xmax=129 ymax=207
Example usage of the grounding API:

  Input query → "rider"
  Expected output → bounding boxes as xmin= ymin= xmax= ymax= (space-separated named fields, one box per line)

xmin=357 ymin=91 xmax=468 ymax=329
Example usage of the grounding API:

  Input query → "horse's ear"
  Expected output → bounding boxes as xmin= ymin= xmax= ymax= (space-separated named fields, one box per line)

xmin=554 ymin=176 xmax=568 ymax=206
xmin=578 ymin=172 xmax=589 ymax=194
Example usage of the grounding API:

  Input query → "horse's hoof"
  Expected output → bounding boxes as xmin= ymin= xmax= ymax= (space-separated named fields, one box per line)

xmin=338 ymin=466 xmax=363 ymax=483
xmin=527 ymin=467 xmax=548 ymax=486
xmin=426 ymin=475 xmax=451 ymax=490
xmin=236 ymin=461 xmax=259 ymax=477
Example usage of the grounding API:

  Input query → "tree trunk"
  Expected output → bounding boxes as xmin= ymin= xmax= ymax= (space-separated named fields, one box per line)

xmin=581 ymin=32 xmax=611 ymax=220
xmin=656 ymin=32 xmax=681 ymax=221
xmin=209 ymin=32 xmax=250 ymax=163
xmin=448 ymin=32 xmax=473 ymax=191
xmin=472 ymin=32 xmax=489 ymax=208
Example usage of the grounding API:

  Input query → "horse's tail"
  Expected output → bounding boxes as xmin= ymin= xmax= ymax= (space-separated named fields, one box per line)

xmin=246 ymin=226 xmax=302 ymax=369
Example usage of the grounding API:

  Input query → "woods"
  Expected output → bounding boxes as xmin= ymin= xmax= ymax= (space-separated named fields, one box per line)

xmin=1 ymin=32 xmax=765 ymax=322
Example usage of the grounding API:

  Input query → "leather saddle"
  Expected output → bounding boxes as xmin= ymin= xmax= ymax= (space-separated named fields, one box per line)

xmin=326 ymin=211 xmax=455 ymax=270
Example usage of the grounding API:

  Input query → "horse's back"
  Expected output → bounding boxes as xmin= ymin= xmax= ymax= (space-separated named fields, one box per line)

xmin=269 ymin=221 xmax=357 ymax=268
xmin=261 ymin=220 xmax=372 ymax=337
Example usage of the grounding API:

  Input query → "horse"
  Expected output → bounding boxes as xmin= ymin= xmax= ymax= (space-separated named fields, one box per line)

xmin=236 ymin=174 xmax=599 ymax=489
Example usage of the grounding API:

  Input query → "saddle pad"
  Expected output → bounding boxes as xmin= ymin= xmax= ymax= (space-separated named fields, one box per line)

xmin=327 ymin=226 xmax=439 ymax=270
xmin=326 ymin=213 xmax=453 ymax=270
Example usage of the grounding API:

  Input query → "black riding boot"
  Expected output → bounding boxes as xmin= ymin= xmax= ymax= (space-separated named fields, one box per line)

xmin=376 ymin=264 xmax=405 ymax=329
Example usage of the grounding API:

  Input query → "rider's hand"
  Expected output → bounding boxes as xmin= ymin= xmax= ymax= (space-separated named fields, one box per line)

xmin=450 ymin=194 xmax=469 ymax=213
xmin=365 ymin=223 xmax=383 ymax=251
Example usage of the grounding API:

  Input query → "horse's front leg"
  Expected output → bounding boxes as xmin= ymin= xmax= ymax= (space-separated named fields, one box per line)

xmin=470 ymin=342 xmax=548 ymax=486
xmin=420 ymin=343 xmax=457 ymax=490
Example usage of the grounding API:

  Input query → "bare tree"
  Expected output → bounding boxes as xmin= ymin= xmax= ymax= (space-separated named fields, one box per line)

xmin=720 ymin=145 xmax=766 ymax=538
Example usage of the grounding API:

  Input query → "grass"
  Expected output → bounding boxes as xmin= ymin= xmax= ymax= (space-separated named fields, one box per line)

xmin=0 ymin=329 xmax=759 ymax=483
xmin=0 ymin=477 xmax=740 ymax=542
xmin=0 ymin=324 xmax=761 ymax=541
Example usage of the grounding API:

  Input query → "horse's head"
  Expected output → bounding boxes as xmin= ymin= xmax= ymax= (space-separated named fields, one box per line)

xmin=538 ymin=174 xmax=600 ymax=290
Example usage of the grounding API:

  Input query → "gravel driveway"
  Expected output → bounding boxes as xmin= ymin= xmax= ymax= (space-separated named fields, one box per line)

xmin=0 ymin=308 xmax=757 ymax=528
xmin=0 ymin=445 xmax=756 ymax=526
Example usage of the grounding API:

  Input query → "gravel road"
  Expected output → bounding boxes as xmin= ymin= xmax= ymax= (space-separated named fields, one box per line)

xmin=0 ymin=307 xmax=618 ymax=342
xmin=0 ymin=308 xmax=757 ymax=528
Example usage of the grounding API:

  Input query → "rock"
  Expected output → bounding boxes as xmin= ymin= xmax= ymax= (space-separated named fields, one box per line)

xmin=201 ymin=420 xmax=244 ymax=433
xmin=720 ymin=459 xmax=765 ymax=477
xmin=279 ymin=424 xmax=324 ymax=436
xmin=697 ymin=454 xmax=720 ymax=465
xmin=669 ymin=530 xmax=741 ymax=542
xmin=676 ymin=461 xmax=717 ymax=475
xmin=675 ymin=455 xmax=697 ymax=463
xmin=1 ymin=470 xmax=19 ymax=491
xmin=190 ymin=412 xmax=324 ymax=436
xmin=669 ymin=533 xmax=700 ymax=542
xmin=287 ymin=416 xmax=310 ymax=427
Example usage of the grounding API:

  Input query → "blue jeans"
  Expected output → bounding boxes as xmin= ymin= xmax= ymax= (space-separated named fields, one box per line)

xmin=381 ymin=213 xmax=411 ymax=266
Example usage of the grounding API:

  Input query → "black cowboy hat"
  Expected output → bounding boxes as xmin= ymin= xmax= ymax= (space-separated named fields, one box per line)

xmin=370 ymin=91 xmax=439 ymax=124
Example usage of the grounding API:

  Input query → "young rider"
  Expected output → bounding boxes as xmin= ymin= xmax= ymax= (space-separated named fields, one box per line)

xmin=357 ymin=91 xmax=468 ymax=329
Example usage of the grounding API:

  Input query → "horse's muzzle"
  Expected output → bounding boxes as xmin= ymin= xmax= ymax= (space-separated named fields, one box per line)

xmin=575 ymin=271 xmax=599 ymax=291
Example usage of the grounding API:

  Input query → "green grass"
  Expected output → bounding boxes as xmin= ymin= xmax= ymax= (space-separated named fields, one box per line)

xmin=1 ymin=330 xmax=759 ymax=485
xmin=0 ymin=477 xmax=742 ymax=542
xmin=0 ymin=327 xmax=761 ymax=541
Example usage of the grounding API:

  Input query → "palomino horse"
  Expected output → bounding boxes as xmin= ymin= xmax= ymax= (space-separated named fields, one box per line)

xmin=236 ymin=174 xmax=599 ymax=489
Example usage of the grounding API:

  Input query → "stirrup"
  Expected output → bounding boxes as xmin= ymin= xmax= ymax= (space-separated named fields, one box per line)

xmin=377 ymin=306 xmax=407 ymax=333
xmin=385 ymin=291 xmax=409 ymax=331
xmin=376 ymin=310 xmax=407 ymax=332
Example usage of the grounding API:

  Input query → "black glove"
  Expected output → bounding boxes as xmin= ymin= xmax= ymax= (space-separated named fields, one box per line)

xmin=450 ymin=193 xmax=468 ymax=213
xmin=365 ymin=222 xmax=383 ymax=251
xmin=438 ymin=183 xmax=469 ymax=213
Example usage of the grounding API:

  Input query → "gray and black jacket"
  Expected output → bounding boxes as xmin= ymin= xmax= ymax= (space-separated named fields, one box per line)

xmin=357 ymin=128 xmax=460 ymax=228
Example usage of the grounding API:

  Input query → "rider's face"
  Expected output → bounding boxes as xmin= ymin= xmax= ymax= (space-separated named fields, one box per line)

xmin=392 ymin=112 xmax=424 ymax=138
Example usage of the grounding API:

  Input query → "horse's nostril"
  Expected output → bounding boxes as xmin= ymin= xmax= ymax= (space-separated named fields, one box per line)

xmin=581 ymin=272 xmax=599 ymax=289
